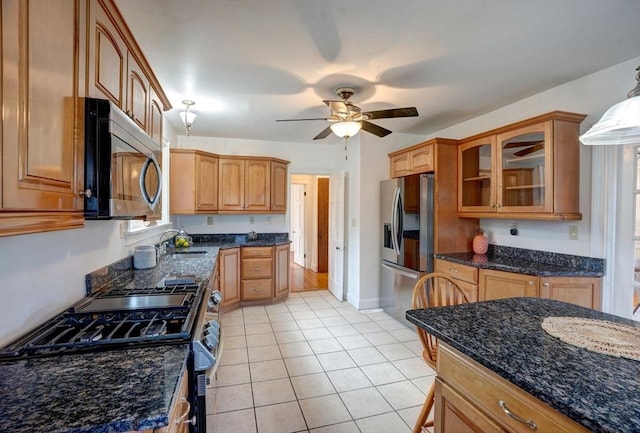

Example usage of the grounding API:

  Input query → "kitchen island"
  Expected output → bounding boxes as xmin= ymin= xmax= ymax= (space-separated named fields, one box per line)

xmin=406 ymin=297 xmax=640 ymax=433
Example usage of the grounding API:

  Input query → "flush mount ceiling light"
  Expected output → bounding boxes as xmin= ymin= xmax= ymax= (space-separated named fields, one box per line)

xmin=579 ymin=66 xmax=640 ymax=146
xmin=179 ymin=99 xmax=197 ymax=136
xmin=330 ymin=121 xmax=362 ymax=138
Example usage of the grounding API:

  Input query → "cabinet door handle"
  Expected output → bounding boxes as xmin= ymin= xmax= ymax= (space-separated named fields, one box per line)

xmin=528 ymin=281 xmax=535 ymax=286
xmin=498 ymin=400 xmax=537 ymax=430
xmin=176 ymin=397 xmax=197 ymax=426
xmin=543 ymin=282 xmax=550 ymax=288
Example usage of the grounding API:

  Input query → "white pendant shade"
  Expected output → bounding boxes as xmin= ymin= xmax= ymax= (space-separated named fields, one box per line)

xmin=179 ymin=110 xmax=197 ymax=126
xmin=330 ymin=121 xmax=362 ymax=138
xmin=579 ymin=96 xmax=640 ymax=145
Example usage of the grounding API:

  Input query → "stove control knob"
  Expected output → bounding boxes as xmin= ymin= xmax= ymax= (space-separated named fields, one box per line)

xmin=205 ymin=333 xmax=219 ymax=349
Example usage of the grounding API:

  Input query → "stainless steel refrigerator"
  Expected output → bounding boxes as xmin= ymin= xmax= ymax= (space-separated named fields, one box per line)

xmin=379 ymin=173 xmax=434 ymax=326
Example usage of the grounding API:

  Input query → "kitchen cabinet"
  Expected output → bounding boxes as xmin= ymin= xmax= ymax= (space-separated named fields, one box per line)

xmin=218 ymin=156 xmax=289 ymax=214
xmin=434 ymin=259 xmax=479 ymax=302
xmin=436 ymin=258 xmax=601 ymax=309
xmin=539 ymin=276 xmax=601 ymax=310
xmin=0 ymin=0 xmax=85 ymax=237
xmin=245 ymin=159 xmax=271 ymax=212
xmin=219 ymin=248 xmax=241 ymax=310
xmin=274 ymin=243 xmax=291 ymax=298
xmin=388 ymin=141 xmax=434 ymax=178
xmin=458 ymin=111 xmax=586 ymax=220
xmin=170 ymin=150 xmax=219 ymax=214
xmin=435 ymin=344 xmax=589 ymax=433
xmin=271 ymin=160 xmax=288 ymax=212
xmin=388 ymin=138 xmax=478 ymax=254
xmin=479 ymin=269 xmax=538 ymax=300
xmin=87 ymin=0 xmax=170 ymax=138
xmin=157 ymin=371 xmax=190 ymax=433
xmin=241 ymin=246 xmax=273 ymax=300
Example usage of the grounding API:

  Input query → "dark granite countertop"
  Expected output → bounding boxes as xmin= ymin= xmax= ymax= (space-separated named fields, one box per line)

xmin=435 ymin=245 xmax=605 ymax=277
xmin=406 ymin=298 xmax=640 ymax=433
xmin=0 ymin=344 xmax=188 ymax=433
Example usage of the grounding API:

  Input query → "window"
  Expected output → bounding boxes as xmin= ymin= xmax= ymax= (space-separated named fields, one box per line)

xmin=633 ymin=146 xmax=640 ymax=318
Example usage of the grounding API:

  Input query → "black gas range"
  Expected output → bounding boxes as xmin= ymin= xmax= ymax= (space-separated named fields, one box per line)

xmin=0 ymin=281 xmax=223 ymax=433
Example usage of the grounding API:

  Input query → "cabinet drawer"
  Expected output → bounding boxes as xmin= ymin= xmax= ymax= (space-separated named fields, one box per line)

xmin=438 ymin=344 xmax=589 ymax=433
xmin=242 ymin=246 xmax=273 ymax=258
xmin=241 ymin=258 xmax=273 ymax=279
xmin=434 ymin=259 xmax=478 ymax=284
xmin=241 ymin=279 xmax=273 ymax=300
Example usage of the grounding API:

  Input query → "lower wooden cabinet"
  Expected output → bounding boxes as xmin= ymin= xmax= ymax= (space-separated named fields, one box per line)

xmin=275 ymin=243 xmax=291 ymax=298
xmin=434 ymin=259 xmax=479 ymax=302
xmin=435 ymin=344 xmax=588 ymax=433
xmin=539 ymin=276 xmax=601 ymax=310
xmin=218 ymin=245 xmax=290 ymax=309
xmin=435 ymin=258 xmax=601 ymax=310
xmin=219 ymin=248 xmax=240 ymax=309
xmin=479 ymin=269 xmax=538 ymax=300
xmin=155 ymin=371 xmax=190 ymax=433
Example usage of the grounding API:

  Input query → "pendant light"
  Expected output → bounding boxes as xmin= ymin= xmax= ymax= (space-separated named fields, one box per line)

xmin=179 ymin=100 xmax=197 ymax=136
xmin=579 ymin=66 xmax=640 ymax=146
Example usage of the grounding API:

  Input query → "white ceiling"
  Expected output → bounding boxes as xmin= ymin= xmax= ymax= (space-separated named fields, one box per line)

xmin=115 ymin=0 xmax=640 ymax=145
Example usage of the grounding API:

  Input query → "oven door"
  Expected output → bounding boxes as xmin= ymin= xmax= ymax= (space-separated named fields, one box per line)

xmin=190 ymin=289 xmax=223 ymax=433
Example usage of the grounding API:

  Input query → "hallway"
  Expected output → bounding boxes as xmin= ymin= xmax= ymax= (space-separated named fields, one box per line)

xmin=290 ymin=255 xmax=328 ymax=293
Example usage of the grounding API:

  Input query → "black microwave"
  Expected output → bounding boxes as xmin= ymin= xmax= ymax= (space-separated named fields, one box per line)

xmin=83 ymin=97 xmax=162 ymax=219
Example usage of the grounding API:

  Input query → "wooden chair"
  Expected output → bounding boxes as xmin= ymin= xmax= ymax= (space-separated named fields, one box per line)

xmin=411 ymin=272 xmax=470 ymax=433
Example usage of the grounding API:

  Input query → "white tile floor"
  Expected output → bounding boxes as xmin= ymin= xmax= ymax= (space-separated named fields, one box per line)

xmin=207 ymin=290 xmax=436 ymax=433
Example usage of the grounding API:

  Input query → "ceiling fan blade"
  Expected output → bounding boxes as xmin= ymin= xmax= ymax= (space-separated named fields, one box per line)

xmin=363 ymin=107 xmax=418 ymax=119
xmin=513 ymin=143 xmax=545 ymax=157
xmin=313 ymin=126 xmax=333 ymax=140
xmin=503 ymin=140 xmax=544 ymax=149
xmin=361 ymin=120 xmax=392 ymax=137
xmin=276 ymin=117 xmax=328 ymax=122
xmin=323 ymin=100 xmax=349 ymax=114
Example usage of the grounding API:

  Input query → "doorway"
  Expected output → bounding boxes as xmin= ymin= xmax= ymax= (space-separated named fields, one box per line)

xmin=289 ymin=174 xmax=329 ymax=291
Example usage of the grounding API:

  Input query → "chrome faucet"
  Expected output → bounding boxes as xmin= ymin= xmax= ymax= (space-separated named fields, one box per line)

xmin=159 ymin=229 xmax=181 ymax=254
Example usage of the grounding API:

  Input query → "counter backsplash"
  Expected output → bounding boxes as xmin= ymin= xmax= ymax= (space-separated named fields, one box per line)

xmin=487 ymin=244 xmax=605 ymax=273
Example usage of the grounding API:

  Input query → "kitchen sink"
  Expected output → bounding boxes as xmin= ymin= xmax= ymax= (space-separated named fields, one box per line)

xmin=172 ymin=250 xmax=208 ymax=254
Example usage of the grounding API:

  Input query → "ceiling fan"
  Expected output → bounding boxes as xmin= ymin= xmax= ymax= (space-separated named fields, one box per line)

xmin=276 ymin=87 xmax=419 ymax=140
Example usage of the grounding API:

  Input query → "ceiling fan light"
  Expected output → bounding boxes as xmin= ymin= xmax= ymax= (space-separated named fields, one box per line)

xmin=330 ymin=121 xmax=362 ymax=138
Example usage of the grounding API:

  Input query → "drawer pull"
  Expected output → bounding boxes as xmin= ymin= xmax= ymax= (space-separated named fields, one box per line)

xmin=252 ymin=267 xmax=261 ymax=271
xmin=498 ymin=400 xmax=537 ymax=430
xmin=449 ymin=268 xmax=458 ymax=273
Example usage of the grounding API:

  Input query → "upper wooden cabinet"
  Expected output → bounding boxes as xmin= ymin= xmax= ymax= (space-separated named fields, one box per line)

xmin=458 ymin=111 xmax=586 ymax=220
xmin=0 ymin=0 xmax=85 ymax=237
xmin=388 ymin=138 xmax=478 ymax=254
xmin=87 ymin=0 xmax=170 ymax=140
xmin=388 ymin=142 xmax=434 ymax=178
xmin=170 ymin=150 xmax=219 ymax=214
xmin=218 ymin=156 xmax=289 ymax=214
xmin=271 ymin=161 xmax=288 ymax=212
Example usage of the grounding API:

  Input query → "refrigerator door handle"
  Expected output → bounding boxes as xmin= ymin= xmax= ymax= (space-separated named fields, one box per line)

xmin=381 ymin=261 xmax=420 ymax=280
xmin=391 ymin=186 xmax=401 ymax=256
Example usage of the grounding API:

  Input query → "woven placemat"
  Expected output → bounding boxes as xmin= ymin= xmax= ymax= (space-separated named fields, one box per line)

xmin=542 ymin=316 xmax=640 ymax=361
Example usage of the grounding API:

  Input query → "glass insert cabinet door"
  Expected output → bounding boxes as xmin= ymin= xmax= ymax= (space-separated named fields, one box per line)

xmin=497 ymin=122 xmax=551 ymax=212
xmin=459 ymin=135 xmax=496 ymax=211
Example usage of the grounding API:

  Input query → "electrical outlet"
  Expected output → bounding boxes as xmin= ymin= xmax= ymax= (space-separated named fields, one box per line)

xmin=569 ymin=225 xmax=579 ymax=240
xmin=207 ymin=216 xmax=214 ymax=225
xmin=250 ymin=216 xmax=255 ymax=224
